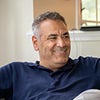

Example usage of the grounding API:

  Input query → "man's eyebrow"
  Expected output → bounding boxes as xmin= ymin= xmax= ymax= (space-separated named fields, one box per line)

xmin=48 ymin=34 xmax=58 ymax=37
xmin=48 ymin=32 xmax=69 ymax=37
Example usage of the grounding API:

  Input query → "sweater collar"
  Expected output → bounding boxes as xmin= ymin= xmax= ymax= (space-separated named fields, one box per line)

xmin=32 ymin=58 xmax=78 ymax=72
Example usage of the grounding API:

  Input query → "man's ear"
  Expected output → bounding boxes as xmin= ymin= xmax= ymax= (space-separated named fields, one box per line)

xmin=32 ymin=36 xmax=39 ymax=51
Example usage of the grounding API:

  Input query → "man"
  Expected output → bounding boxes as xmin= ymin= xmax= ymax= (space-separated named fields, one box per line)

xmin=0 ymin=11 xmax=100 ymax=100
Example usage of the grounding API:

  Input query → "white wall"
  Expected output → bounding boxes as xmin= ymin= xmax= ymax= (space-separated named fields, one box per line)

xmin=70 ymin=31 xmax=100 ymax=59
xmin=0 ymin=0 xmax=39 ymax=66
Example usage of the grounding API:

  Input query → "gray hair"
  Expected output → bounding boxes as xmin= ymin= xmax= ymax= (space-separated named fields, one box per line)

xmin=32 ymin=11 xmax=67 ymax=38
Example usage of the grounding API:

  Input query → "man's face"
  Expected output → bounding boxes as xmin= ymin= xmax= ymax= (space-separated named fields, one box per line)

xmin=32 ymin=19 xmax=71 ymax=70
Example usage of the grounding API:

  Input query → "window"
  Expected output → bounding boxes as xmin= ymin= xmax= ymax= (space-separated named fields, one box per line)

xmin=81 ymin=0 xmax=100 ymax=26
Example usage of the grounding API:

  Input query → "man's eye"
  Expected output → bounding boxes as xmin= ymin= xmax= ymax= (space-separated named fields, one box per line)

xmin=63 ymin=34 xmax=69 ymax=38
xmin=48 ymin=36 xmax=57 ymax=40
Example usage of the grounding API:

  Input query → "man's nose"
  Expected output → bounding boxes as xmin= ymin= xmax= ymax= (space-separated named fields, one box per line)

xmin=56 ymin=37 xmax=66 ymax=47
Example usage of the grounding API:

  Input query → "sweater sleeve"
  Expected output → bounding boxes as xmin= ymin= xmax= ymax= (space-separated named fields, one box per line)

xmin=0 ymin=63 xmax=13 ymax=98
xmin=93 ymin=58 xmax=100 ymax=77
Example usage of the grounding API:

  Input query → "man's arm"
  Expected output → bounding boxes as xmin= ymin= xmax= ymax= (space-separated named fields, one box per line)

xmin=0 ymin=64 xmax=13 ymax=98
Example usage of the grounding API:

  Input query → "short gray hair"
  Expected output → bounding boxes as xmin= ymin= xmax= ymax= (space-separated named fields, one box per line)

xmin=32 ymin=11 xmax=67 ymax=38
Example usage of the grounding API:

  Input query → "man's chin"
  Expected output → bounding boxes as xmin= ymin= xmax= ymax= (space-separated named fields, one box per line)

xmin=54 ymin=58 xmax=68 ymax=64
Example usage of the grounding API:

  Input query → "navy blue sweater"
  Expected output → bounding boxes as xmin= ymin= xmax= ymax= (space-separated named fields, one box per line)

xmin=0 ymin=56 xmax=100 ymax=100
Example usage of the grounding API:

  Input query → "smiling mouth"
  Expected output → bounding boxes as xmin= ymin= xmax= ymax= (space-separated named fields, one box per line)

xmin=53 ymin=47 xmax=68 ymax=55
xmin=54 ymin=50 xmax=67 ymax=56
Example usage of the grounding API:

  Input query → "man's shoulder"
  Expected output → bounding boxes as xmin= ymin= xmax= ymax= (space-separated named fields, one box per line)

xmin=73 ymin=56 xmax=100 ymax=69
xmin=10 ymin=61 xmax=35 ymax=66
xmin=74 ymin=56 xmax=99 ymax=63
xmin=0 ymin=61 xmax=36 ymax=71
